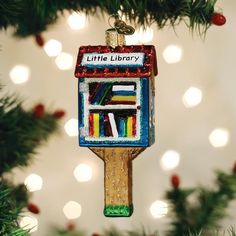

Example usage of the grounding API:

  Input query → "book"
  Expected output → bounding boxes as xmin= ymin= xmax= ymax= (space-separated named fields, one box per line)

xmin=89 ymin=113 xmax=94 ymax=137
xmin=111 ymin=95 xmax=136 ymax=102
xmin=108 ymin=113 xmax=118 ymax=138
xmin=93 ymin=113 xmax=100 ymax=137
xmin=112 ymin=85 xmax=135 ymax=92
xmin=127 ymin=116 xmax=133 ymax=137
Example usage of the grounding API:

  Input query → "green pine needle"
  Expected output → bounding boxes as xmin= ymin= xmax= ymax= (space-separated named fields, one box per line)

xmin=0 ymin=0 xmax=220 ymax=37
xmin=0 ymin=87 xmax=59 ymax=175
xmin=166 ymin=168 xmax=236 ymax=236
xmin=0 ymin=182 xmax=29 ymax=236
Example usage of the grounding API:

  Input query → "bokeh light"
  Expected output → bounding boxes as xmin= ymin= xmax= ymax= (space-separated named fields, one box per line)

xmin=67 ymin=12 xmax=87 ymax=30
xmin=63 ymin=201 xmax=82 ymax=219
xmin=160 ymin=150 xmax=180 ymax=171
xmin=64 ymin=118 xmax=78 ymax=137
xmin=150 ymin=200 xmax=168 ymax=218
xmin=9 ymin=65 xmax=30 ymax=84
xmin=137 ymin=27 xmax=154 ymax=43
xmin=209 ymin=128 xmax=229 ymax=148
xmin=19 ymin=216 xmax=38 ymax=232
xmin=44 ymin=39 xmax=62 ymax=57
xmin=125 ymin=31 xmax=139 ymax=45
xmin=182 ymin=87 xmax=203 ymax=108
xmin=24 ymin=174 xmax=43 ymax=192
xmin=162 ymin=45 xmax=183 ymax=64
xmin=74 ymin=163 xmax=93 ymax=182
xmin=55 ymin=52 xmax=73 ymax=70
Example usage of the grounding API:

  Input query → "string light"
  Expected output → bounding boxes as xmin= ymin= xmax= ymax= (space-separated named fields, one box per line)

xmin=9 ymin=65 xmax=30 ymax=84
xmin=160 ymin=150 xmax=180 ymax=171
xmin=67 ymin=12 xmax=87 ymax=30
xmin=162 ymin=44 xmax=183 ymax=64
xmin=44 ymin=39 xmax=62 ymax=57
xmin=24 ymin=173 xmax=43 ymax=192
xmin=209 ymin=128 xmax=230 ymax=148
xmin=137 ymin=26 xmax=154 ymax=43
xmin=63 ymin=201 xmax=82 ymax=219
xmin=19 ymin=216 xmax=38 ymax=232
xmin=125 ymin=31 xmax=139 ymax=45
xmin=150 ymin=200 xmax=168 ymax=218
xmin=64 ymin=118 xmax=78 ymax=137
xmin=182 ymin=87 xmax=203 ymax=108
xmin=74 ymin=163 xmax=93 ymax=182
xmin=55 ymin=52 xmax=73 ymax=70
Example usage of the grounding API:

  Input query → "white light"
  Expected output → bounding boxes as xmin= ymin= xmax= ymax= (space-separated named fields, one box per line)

xmin=19 ymin=216 xmax=38 ymax=232
xmin=125 ymin=31 xmax=139 ymax=45
xmin=64 ymin=118 xmax=78 ymax=137
xmin=63 ymin=201 xmax=82 ymax=219
xmin=44 ymin=39 xmax=62 ymax=57
xmin=160 ymin=150 xmax=180 ymax=171
xmin=150 ymin=200 xmax=168 ymax=218
xmin=55 ymin=52 xmax=73 ymax=70
xmin=9 ymin=65 xmax=30 ymax=84
xmin=162 ymin=45 xmax=183 ymax=64
xmin=74 ymin=164 xmax=93 ymax=182
xmin=24 ymin=174 xmax=43 ymax=192
xmin=182 ymin=87 xmax=203 ymax=108
xmin=137 ymin=27 xmax=154 ymax=43
xmin=209 ymin=128 xmax=230 ymax=148
xmin=67 ymin=12 xmax=87 ymax=30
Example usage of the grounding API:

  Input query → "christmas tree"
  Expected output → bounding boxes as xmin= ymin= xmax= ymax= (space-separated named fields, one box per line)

xmin=0 ymin=0 xmax=225 ymax=37
xmin=0 ymin=84 xmax=65 ymax=235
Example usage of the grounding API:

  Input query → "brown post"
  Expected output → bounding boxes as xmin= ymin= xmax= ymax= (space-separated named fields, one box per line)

xmin=90 ymin=147 xmax=145 ymax=217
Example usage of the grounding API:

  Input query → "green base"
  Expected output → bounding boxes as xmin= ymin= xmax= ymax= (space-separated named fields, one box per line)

xmin=104 ymin=204 xmax=133 ymax=217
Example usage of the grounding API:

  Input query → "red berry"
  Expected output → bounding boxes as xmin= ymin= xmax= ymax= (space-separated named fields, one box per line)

xmin=53 ymin=110 xmax=65 ymax=119
xmin=211 ymin=12 xmax=226 ymax=26
xmin=27 ymin=203 xmax=40 ymax=214
xmin=92 ymin=234 xmax=100 ymax=236
xmin=35 ymin=34 xmax=45 ymax=47
xmin=233 ymin=162 xmax=236 ymax=174
xmin=171 ymin=174 xmax=180 ymax=188
xmin=66 ymin=222 xmax=75 ymax=231
xmin=33 ymin=104 xmax=45 ymax=118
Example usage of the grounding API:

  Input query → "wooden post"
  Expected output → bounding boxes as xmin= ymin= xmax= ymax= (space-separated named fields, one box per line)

xmin=89 ymin=147 xmax=145 ymax=217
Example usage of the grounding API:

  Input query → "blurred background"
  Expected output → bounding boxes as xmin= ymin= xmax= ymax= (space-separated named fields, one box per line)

xmin=0 ymin=0 xmax=236 ymax=235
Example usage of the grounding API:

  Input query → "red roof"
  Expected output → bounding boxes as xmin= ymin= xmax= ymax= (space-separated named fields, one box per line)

xmin=74 ymin=45 xmax=158 ymax=78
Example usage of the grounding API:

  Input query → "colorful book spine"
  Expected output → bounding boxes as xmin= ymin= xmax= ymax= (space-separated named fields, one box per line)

xmin=127 ymin=116 xmax=133 ymax=137
xmin=104 ymin=114 xmax=112 ymax=137
xmin=118 ymin=118 xmax=126 ymax=137
xmin=108 ymin=113 xmax=118 ymax=138
xmin=93 ymin=113 xmax=100 ymax=137
xmin=99 ymin=113 xmax=105 ymax=137
xmin=89 ymin=113 xmax=94 ymax=137
xmin=112 ymin=85 xmax=135 ymax=91
xmin=132 ymin=114 xmax=136 ymax=137
xmin=111 ymin=95 xmax=136 ymax=102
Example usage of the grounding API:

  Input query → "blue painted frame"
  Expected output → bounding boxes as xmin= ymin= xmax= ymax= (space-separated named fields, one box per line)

xmin=78 ymin=78 xmax=151 ymax=147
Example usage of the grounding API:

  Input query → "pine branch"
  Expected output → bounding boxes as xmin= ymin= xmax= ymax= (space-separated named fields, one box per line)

xmin=0 ymin=0 xmax=221 ymax=37
xmin=166 ymin=165 xmax=236 ymax=236
xmin=0 ymin=181 xmax=29 ymax=236
xmin=0 ymin=90 xmax=60 ymax=175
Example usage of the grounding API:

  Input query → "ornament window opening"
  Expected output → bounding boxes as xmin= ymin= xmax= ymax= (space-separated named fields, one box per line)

xmin=81 ymin=77 xmax=141 ymax=142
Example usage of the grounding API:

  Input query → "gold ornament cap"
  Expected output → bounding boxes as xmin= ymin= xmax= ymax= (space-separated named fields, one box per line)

xmin=105 ymin=28 xmax=126 ymax=48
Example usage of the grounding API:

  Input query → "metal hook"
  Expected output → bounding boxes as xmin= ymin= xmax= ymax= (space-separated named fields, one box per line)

xmin=108 ymin=14 xmax=135 ymax=35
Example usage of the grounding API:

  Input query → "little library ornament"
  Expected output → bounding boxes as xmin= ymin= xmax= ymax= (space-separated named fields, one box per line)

xmin=74 ymin=18 xmax=158 ymax=217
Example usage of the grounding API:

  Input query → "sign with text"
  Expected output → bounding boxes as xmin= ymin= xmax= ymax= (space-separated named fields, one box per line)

xmin=81 ymin=52 xmax=145 ymax=67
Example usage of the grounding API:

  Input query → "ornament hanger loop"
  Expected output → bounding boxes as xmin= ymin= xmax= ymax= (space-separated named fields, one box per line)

xmin=108 ymin=14 xmax=135 ymax=35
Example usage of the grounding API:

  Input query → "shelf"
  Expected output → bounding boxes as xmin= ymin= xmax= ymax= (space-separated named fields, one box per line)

xmin=88 ymin=105 xmax=138 ymax=110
